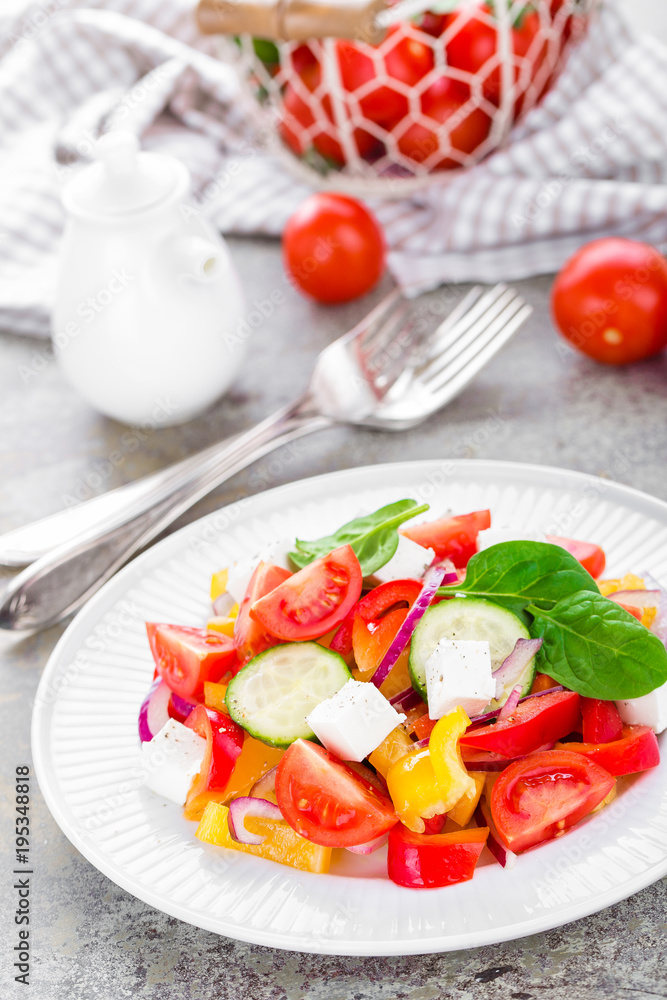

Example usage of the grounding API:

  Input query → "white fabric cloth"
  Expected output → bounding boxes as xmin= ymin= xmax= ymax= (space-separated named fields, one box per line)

xmin=1 ymin=0 xmax=667 ymax=337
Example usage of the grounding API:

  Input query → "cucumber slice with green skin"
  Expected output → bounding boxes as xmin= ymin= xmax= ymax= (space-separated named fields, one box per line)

xmin=225 ymin=642 xmax=352 ymax=748
xmin=408 ymin=597 xmax=535 ymax=708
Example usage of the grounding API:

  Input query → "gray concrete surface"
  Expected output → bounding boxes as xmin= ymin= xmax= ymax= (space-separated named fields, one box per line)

xmin=1 ymin=235 xmax=666 ymax=1000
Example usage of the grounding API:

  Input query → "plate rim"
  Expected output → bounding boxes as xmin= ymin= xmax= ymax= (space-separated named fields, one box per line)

xmin=31 ymin=458 xmax=667 ymax=955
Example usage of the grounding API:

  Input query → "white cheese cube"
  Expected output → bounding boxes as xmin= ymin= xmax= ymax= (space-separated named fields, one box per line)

xmin=225 ymin=538 xmax=293 ymax=604
xmin=617 ymin=679 xmax=667 ymax=733
xmin=369 ymin=534 xmax=435 ymax=584
xmin=306 ymin=679 xmax=406 ymax=762
xmin=425 ymin=639 xmax=496 ymax=720
xmin=141 ymin=718 xmax=207 ymax=805
xmin=477 ymin=527 xmax=547 ymax=551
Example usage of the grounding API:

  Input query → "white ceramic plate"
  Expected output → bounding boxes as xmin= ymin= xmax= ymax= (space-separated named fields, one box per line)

xmin=32 ymin=460 xmax=667 ymax=956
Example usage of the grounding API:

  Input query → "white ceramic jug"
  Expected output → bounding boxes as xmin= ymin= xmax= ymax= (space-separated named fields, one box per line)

xmin=53 ymin=131 xmax=246 ymax=426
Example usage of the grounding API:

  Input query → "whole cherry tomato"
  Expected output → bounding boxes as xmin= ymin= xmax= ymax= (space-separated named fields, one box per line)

xmin=551 ymin=238 xmax=667 ymax=364
xmin=282 ymin=193 xmax=385 ymax=303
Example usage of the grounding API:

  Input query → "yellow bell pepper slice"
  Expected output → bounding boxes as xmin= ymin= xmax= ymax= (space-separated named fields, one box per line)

xmin=206 ymin=614 xmax=238 ymax=637
xmin=429 ymin=706 xmax=476 ymax=808
xmin=196 ymin=802 xmax=332 ymax=874
xmin=447 ymin=771 xmax=485 ymax=827
xmin=210 ymin=569 xmax=229 ymax=602
xmin=386 ymin=748 xmax=450 ymax=834
xmin=220 ymin=736 xmax=284 ymax=803
xmin=368 ymin=726 xmax=414 ymax=779
xmin=598 ymin=573 xmax=645 ymax=597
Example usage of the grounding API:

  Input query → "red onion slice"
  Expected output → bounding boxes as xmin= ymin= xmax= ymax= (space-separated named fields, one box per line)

xmin=371 ymin=565 xmax=446 ymax=688
xmin=642 ymin=572 xmax=667 ymax=645
xmin=212 ymin=592 xmax=236 ymax=617
xmin=249 ymin=765 xmax=278 ymax=799
xmin=497 ymin=685 xmax=523 ymax=721
xmin=607 ymin=589 xmax=660 ymax=610
xmin=474 ymin=802 xmax=517 ymax=868
xmin=492 ymin=638 xmax=543 ymax=700
xmin=169 ymin=692 xmax=198 ymax=723
xmin=227 ymin=796 xmax=283 ymax=845
xmin=389 ymin=687 xmax=425 ymax=712
xmin=345 ymin=832 xmax=389 ymax=855
xmin=138 ymin=678 xmax=171 ymax=743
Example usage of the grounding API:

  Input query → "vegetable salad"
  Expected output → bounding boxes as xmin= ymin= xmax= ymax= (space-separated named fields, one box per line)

xmin=139 ymin=501 xmax=666 ymax=889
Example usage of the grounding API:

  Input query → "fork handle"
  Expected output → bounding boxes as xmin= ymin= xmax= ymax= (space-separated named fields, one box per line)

xmin=0 ymin=395 xmax=332 ymax=632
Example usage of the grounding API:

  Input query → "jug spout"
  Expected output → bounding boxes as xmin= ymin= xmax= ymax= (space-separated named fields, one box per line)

xmin=162 ymin=235 xmax=227 ymax=284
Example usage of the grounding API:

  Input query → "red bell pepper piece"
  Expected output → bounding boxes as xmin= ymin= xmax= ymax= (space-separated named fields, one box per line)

xmin=185 ymin=705 xmax=245 ymax=792
xmin=557 ymin=725 xmax=660 ymax=776
xmin=581 ymin=697 xmax=623 ymax=744
xmin=459 ymin=690 xmax=581 ymax=758
xmin=387 ymin=823 xmax=489 ymax=888
xmin=330 ymin=579 xmax=423 ymax=656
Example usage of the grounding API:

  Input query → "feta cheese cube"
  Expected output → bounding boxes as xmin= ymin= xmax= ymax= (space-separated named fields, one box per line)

xmin=425 ymin=639 xmax=496 ymax=720
xmin=369 ymin=534 xmax=435 ymax=585
xmin=617 ymin=679 xmax=667 ymax=733
xmin=141 ymin=718 xmax=207 ymax=805
xmin=306 ymin=679 xmax=406 ymax=762
xmin=477 ymin=527 xmax=547 ymax=551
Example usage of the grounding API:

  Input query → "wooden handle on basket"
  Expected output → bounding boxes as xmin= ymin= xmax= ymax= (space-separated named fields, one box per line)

xmin=196 ymin=0 xmax=389 ymax=44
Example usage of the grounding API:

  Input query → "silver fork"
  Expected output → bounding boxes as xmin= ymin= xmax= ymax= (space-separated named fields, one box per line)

xmin=0 ymin=284 xmax=531 ymax=632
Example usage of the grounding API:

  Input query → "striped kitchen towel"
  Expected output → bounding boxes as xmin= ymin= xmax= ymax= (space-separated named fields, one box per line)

xmin=1 ymin=0 xmax=667 ymax=337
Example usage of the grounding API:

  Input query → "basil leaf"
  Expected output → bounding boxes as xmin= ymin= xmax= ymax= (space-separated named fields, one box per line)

xmin=438 ymin=541 xmax=599 ymax=615
xmin=527 ymin=591 xmax=667 ymax=700
xmin=289 ymin=500 xmax=430 ymax=577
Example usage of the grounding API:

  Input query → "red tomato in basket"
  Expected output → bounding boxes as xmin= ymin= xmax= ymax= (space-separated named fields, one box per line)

xmin=280 ymin=68 xmax=378 ymax=166
xmin=396 ymin=77 xmax=491 ymax=169
xmin=551 ymin=238 xmax=667 ymax=364
xmin=490 ymin=750 xmax=615 ymax=853
xmin=250 ymin=544 xmax=363 ymax=641
xmin=275 ymin=739 xmax=398 ymax=847
xmin=337 ymin=26 xmax=434 ymax=130
xmin=442 ymin=3 xmax=547 ymax=113
xmin=282 ymin=192 xmax=385 ymax=303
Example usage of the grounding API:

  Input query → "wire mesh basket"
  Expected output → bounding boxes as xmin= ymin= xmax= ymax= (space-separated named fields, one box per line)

xmin=201 ymin=0 xmax=596 ymax=196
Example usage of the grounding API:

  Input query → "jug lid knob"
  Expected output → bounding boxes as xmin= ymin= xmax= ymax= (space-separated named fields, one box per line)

xmin=61 ymin=129 xmax=189 ymax=220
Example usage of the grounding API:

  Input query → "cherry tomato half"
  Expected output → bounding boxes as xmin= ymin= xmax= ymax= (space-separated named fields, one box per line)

xmin=490 ymin=749 xmax=615 ymax=853
xmin=233 ymin=562 xmax=292 ymax=665
xmin=283 ymin=193 xmax=385 ymax=304
xmin=275 ymin=739 xmax=398 ymax=847
xmin=546 ymin=535 xmax=606 ymax=579
xmin=146 ymin=624 xmax=237 ymax=699
xmin=250 ymin=544 xmax=363 ymax=642
xmin=551 ymin=238 xmax=667 ymax=364
xmin=401 ymin=509 xmax=491 ymax=567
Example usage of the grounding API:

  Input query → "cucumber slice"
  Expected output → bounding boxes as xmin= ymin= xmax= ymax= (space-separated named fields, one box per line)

xmin=408 ymin=597 xmax=535 ymax=707
xmin=225 ymin=642 xmax=352 ymax=748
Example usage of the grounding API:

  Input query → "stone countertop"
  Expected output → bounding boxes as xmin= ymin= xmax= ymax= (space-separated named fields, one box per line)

xmin=1 ymin=235 xmax=666 ymax=1000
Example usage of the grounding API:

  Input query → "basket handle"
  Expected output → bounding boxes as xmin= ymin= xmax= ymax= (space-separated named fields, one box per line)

xmin=196 ymin=0 xmax=390 ymax=45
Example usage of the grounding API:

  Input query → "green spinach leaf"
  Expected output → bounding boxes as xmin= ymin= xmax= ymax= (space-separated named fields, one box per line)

xmin=438 ymin=540 xmax=599 ymax=615
xmin=527 ymin=590 xmax=667 ymax=700
xmin=289 ymin=499 xmax=430 ymax=577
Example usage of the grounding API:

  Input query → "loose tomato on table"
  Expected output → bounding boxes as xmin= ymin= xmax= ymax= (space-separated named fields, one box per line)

xmin=250 ymin=544 xmax=362 ymax=642
xmin=388 ymin=823 xmax=489 ymax=888
xmin=459 ymin=690 xmax=581 ymax=758
xmin=401 ymin=509 xmax=491 ymax=567
xmin=546 ymin=535 xmax=606 ymax=578
xmin=233 ymin=562 xmax=291 ymax=665
xmin=275 ymin=739 xmax=398 ymax=847
xmin=551 ymin=238 xmax=667 ymax=364
xmin=282 ymin=193 xmax=385 ymax=304
xmin=146 ymin=623 xmax=238 ymax=699
xmin=490 ymin=749 xmax=615 ymax=853
xmin=556 ymin=725 xmax=660 ymax=776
